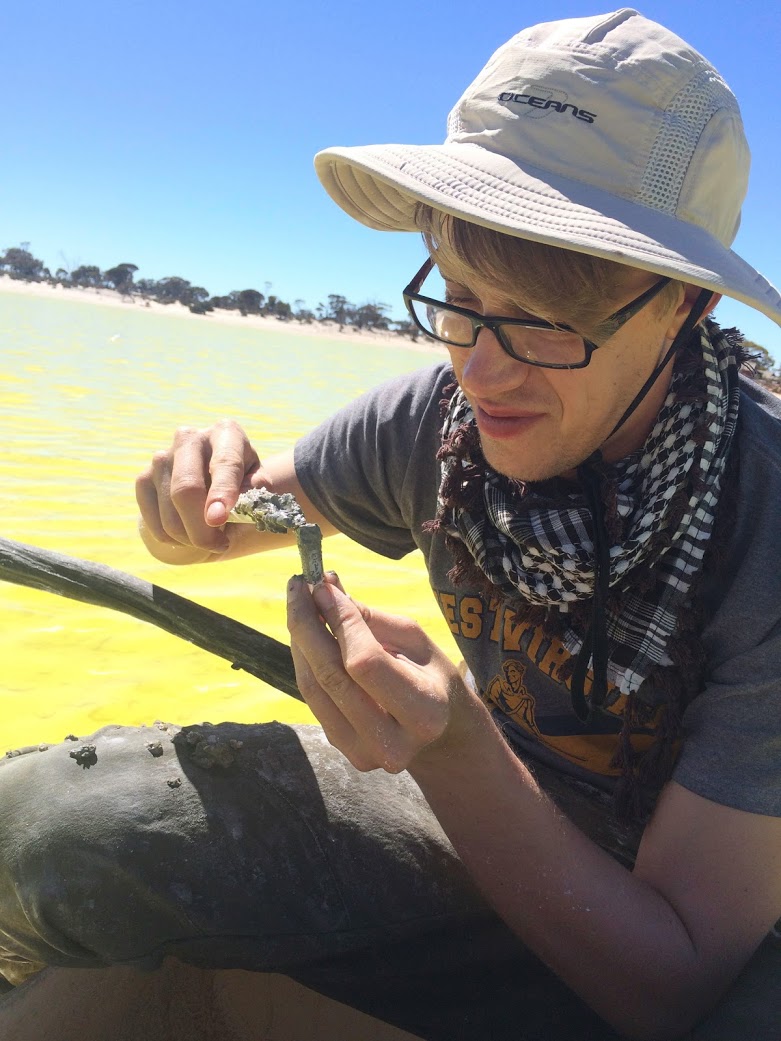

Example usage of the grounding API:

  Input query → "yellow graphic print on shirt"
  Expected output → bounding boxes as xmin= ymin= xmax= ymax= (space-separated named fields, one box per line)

xmin=435 ymin=589 xmax=660 ymax=777
xmin=485 ymin=660 xmax=541 ymax=736
xmin=481 ymin=655 xmax=640 ymax=775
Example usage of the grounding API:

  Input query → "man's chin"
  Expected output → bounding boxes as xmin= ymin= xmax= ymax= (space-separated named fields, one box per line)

xmin=479 ymin=437 xmax=583 ymax=483
xmin=480 ymin=438 xmax=556 ymax=482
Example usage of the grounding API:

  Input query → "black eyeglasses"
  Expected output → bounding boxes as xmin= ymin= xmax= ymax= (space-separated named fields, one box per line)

xmin=403 ymin=257 xmax=672 ymax=369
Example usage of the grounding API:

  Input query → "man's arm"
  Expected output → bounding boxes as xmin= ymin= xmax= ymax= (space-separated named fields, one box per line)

xmin=287 ymin=578 xmax=781 ymax=1041
xmin=412 ymin=711 xmax=781 ymax=1041
xmin=136 ymin=420 xmax=338 ymax=565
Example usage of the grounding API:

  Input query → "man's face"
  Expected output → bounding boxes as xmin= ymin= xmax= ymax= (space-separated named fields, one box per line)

xmin=440 ymin=265 xmax=686 ymax=481
xmin=503 ymin=660 xmax=524 ymax=689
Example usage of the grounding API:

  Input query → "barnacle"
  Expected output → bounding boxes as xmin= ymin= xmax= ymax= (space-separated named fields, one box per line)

xmin=230 ymin=488 xmax=324 ymax=584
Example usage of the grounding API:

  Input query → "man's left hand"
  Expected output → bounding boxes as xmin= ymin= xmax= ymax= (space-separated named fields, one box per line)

xmin=286 ymin=574 xmax=468 ymax=773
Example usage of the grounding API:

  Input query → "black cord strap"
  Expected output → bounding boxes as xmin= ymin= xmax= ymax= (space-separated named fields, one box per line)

xmin=607 ymin=288 xmax=714 ymax=441
xmin=569 ymin=289 xmax=713 ymax=723
xmin=571 ymin=454 xmax=611 ymax=722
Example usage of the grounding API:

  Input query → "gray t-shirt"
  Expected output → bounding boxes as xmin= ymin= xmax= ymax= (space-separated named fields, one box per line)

xmin=295 ymin=362 xmax=781 ymax=817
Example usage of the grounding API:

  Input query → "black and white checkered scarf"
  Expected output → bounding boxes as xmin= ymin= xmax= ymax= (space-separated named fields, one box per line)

xmin=436 ymin=323 xmax=740 ymax=700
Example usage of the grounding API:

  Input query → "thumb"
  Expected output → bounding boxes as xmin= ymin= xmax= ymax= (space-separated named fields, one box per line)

xmin=205 ymin=432 xmax=260 ymax=525
xmin=317 ymin=581 xmax=432 ymax=664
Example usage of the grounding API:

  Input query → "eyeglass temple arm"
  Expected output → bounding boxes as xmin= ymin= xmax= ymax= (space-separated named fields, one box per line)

xmin=405 ymin=257 xmax=434 ymax=296
xmin=611 ymin=276 xmax=672 ymax=323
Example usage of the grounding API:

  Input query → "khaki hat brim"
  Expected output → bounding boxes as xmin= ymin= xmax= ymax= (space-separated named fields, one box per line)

xmin=315 ymin=142 xmax=781 ymax=330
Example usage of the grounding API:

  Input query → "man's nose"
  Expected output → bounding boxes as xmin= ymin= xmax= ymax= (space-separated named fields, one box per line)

xmin=459 ymin=325 xmax=531 ymax=397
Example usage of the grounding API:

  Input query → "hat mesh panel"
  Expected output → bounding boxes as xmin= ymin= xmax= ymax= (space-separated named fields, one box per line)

xmin=637 ymin=68 xmax=738 ymax=215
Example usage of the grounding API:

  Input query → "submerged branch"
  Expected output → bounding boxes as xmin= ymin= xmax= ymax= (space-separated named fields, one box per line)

xmin=0 ymin=535 xmax=301 ymax=700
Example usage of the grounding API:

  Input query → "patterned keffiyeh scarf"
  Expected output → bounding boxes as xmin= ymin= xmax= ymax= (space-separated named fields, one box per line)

xmin=435 ymin=322 xmax=741 ymax=707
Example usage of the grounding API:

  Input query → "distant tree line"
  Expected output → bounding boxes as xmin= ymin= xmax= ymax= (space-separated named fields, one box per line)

xmin=742 ymin=339 xmax=781 ymax=391
xmin=0 ymin=244 xmax=421 ymax=341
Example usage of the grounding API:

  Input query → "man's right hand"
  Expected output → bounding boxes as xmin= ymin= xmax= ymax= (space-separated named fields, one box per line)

xmin=136 ymin=419 xmax=330 ymax=564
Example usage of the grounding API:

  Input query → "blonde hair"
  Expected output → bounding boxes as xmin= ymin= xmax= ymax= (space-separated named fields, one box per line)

xmin=414 ymin=204 xmax=682 ymax=335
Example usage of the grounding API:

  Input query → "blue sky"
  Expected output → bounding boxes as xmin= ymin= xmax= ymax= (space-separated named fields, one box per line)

xmin=2 ymin=0 xmax=780 ymax=355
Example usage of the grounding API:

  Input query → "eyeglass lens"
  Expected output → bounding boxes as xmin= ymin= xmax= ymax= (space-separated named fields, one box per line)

xmin=408 ymin=266 xmax=587 ymax=365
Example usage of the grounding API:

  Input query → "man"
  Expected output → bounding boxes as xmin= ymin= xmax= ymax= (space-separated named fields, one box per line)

xmin=2 ymin=10 xmax=781 ymax=1040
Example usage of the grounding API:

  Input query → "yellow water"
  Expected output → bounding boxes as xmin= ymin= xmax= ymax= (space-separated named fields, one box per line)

xmin=0 ymin=293 xmax=455 ymax=749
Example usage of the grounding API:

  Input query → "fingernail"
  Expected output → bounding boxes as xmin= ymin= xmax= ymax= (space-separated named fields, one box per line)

xmin=206 ymin=501 xmax=226 ymax=525
xmin=313 ymin=581 xmax=335 ymax=611
xmin=287 ymin=574 xmax=304 ymax=596
xmin=325 ymin=571 xmax=348 ymax=596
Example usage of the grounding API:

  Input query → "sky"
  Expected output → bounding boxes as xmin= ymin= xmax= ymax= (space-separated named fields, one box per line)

xmin=2 ymin=0 xmax=780 ymax=356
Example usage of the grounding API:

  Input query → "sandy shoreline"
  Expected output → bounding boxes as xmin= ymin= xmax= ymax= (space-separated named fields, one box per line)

xmin=0 ymin=275 xmax=448 ymax=356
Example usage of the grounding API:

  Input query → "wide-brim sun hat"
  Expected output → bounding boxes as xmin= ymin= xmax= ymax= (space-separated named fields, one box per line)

xmin=315 ymin=8 xmax=781 ymax=329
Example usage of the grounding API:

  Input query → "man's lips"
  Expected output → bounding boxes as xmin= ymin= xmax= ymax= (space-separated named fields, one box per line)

xmin=474 ymin=402 xmax=545 ymax=439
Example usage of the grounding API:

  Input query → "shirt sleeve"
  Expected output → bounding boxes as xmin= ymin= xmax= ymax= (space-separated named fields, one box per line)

xmin=294 ymin=362 xmax=451 ymax=560
xmin=673 ymin=622 xmax=781 ymax=817
xmin=673 ymin=394 xmax=781 ymax=816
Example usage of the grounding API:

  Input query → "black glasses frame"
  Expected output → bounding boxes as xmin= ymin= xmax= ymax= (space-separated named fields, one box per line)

xmin=402 ymin=257 xmax=673 ymax=369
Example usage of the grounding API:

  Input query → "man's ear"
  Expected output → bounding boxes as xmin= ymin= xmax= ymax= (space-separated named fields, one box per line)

xmin=665 ymin=285 xmax=722 ymax=340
